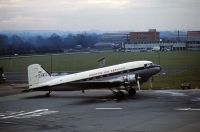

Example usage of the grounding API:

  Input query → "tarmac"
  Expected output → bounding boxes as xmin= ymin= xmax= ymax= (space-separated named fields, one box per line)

xmin=0 ymin=84 xmax=200 ymax=132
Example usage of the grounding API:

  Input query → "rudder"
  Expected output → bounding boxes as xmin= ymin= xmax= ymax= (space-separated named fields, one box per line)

xmin=28 ymin=64 xmax=51 ymax=89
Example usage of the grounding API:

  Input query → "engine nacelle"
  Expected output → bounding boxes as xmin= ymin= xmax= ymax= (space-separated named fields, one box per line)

xmin=123 ymin=74 xmax=137 ymax=85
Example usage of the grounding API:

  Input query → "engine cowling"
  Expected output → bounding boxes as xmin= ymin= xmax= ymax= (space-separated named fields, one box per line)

xmin=123 ymin=74 xmax=137 ymax=85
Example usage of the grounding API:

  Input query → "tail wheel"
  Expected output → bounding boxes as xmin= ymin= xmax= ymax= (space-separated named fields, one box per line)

xmin=45 ymin=90 xmax=52 ymax=97
xmin=116 ymin=91 xmax=125 ymax=100
xmin=128 ymin=88 xmax=136 ymax=96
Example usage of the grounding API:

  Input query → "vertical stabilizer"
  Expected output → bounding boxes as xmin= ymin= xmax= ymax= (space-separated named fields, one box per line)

xmin=28 ymin=64 xmax=51 ymax=89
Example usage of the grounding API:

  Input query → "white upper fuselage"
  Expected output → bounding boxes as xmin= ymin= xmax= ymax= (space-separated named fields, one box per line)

xmin=30 ymin=61 xmax=152 ymax=89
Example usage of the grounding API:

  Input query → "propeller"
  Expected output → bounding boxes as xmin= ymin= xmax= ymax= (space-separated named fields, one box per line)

xmin=149 ymin=76 xmax=155 ymax=89
xmin=149 ymin=77 xmax=153 ymax=89
xmin=137 ymin=80 xmax=141 ymax=91
xmin=136 ymin=75 xmax=141 ymax=91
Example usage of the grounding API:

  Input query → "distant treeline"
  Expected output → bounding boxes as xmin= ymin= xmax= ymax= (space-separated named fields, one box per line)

xmin=0 ymin=33 xmax=100 ymax=56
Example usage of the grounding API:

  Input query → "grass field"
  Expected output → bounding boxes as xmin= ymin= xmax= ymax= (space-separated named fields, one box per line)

xmin=0 ymin=51 xmax=200 ymax=89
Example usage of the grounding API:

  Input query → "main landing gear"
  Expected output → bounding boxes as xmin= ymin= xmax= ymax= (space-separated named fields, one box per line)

xmin=110 ymin=88 xmax=124 ymax=100
xmin=115 ymin=91 xmax=125 ymax=100
xmin=128 ymin=88 xmax=136 ymax=96
xmin=110 ymin=87 xmax=136 ymax=100
xmin=45 ymin=90 xmax=52 ymax=97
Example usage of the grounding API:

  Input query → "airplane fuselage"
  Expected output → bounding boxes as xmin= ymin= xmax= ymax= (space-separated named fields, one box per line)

xmin=28 ymin=61 xmax=161 ymax=91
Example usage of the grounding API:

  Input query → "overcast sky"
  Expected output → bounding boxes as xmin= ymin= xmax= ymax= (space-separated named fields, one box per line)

xmin=0 ymin=0 xmax=200 ymax=31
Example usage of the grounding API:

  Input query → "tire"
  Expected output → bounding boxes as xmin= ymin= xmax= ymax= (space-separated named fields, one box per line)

xmin=128 ymin=88 xmax=136 ymax=96
xmin=116 ymin=91 xmax=124 ymax=100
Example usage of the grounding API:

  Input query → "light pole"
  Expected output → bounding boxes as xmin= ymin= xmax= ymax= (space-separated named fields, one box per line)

xmin=157 ymin=51 xmax=160 ymax=65
xmin=50 ymin=54 xmax=52 ymax=75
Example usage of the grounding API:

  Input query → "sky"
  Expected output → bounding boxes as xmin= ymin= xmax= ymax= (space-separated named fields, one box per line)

xmin=0 ymin=0 xmax=200 ymax=31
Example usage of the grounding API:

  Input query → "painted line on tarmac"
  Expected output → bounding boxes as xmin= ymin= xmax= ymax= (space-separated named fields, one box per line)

xmin=156 ymin=90 xmax=187 ymax=96
xmin=95 ymin=108 xmax=122 ymax=110
xmin=176 ymin=108 xmax=200 ymax=111
xmin=191 ymin=98 xmax=200 ymax=102
xmin=1 ymin=109 xmax=58 ymax=119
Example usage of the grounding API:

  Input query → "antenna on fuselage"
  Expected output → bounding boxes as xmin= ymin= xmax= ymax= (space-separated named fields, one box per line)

xmin=137 ymin=80 xmax=141 ymax=91
xmin=97 ymin=57 xmax=106 ymax=68
xmin=136 ymin=75 xmax=141 ymax=91
xmin=157 ymin=51 xmax=160 ymax=65
xmin=149 ymin=77 xmax=153 ymax=89
xmin=50 ymin=54 xmax=53 ymax=76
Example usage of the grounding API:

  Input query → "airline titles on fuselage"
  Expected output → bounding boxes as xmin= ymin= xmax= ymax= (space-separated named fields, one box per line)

xmin=88 ymin=67 xmax=126 ymax=77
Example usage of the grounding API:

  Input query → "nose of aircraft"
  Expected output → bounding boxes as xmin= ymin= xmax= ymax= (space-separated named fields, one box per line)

xmin=156 ymin=64 xmax=161 ymax=72
xmin=153 ymin=64 xmax=161 ymax=73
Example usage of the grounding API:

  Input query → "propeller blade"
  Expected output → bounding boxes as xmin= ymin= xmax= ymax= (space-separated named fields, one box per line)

xmin=149 ymin=78 xmax=153 ymax=89
xmin=137 ymin=80 xmax=141 ymax=91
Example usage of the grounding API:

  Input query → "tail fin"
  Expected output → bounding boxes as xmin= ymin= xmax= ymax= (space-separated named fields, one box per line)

xmin=28 ymin=64 xmax=51 ymax=89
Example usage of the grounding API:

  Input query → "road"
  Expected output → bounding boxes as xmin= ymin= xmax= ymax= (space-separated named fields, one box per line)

xmin=0 ymin=86 xmax=200 ymax=132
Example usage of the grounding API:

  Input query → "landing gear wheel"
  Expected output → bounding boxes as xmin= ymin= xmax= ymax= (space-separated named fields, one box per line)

xmin=128 ymin=88 xmax=136 ymax=96
xmin=116 ymin=91 xmax=124 ymax=100
xmin=46 ymin=93 xmax=50 ymax=97
xmin=45 ymin=90 xmax=52 ymax=97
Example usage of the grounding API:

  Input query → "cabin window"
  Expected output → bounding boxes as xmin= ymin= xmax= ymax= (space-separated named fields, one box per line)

xmin=144 ymin=63 xmax=153 ymax=68
xmin=82 ymin=79 xmax=87 ymax=81
xmin=102 ymin=75 xmax=107 ymax=77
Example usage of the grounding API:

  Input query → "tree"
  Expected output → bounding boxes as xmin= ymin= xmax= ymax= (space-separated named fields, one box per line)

xmin=75 ymin=33 xmax=99 ymax=48
xmin=47 ymin=33 xmax=63 ymax=52
xmin=63 ymin=34 xmax=76 ymax=49
xmin=0 ymin=34 xmax=8 ymax=55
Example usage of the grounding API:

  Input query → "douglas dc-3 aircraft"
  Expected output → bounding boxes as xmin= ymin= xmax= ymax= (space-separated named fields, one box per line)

xmin=25 ymin=61 xmax=161 ymax=99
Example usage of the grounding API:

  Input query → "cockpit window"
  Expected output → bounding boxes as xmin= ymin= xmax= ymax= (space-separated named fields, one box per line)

xmin=144 ymin=63 xmax=153 ymax=68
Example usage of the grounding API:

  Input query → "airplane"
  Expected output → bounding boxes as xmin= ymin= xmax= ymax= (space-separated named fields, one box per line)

xmin=25 ymin=60 xmax=161 ymax=99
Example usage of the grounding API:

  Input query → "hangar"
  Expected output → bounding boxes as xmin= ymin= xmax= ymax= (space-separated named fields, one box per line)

xmin=124 ymin=42 xmax=186 ymax=51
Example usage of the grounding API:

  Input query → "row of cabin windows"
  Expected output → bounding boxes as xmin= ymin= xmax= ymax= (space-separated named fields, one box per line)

xmin=77 ymin=65 xmax=152 ymax=82
xmin=78 ymin=70 xmax=132 ymax=82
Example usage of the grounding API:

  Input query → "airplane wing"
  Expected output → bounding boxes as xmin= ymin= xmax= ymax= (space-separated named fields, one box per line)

xmin=69 ymin=79 xmax=123 ymax=89
xmin=66 ymin=75 xmax=141 ymax=90
xmin=23 ymin=79 xmax=125 ymax=92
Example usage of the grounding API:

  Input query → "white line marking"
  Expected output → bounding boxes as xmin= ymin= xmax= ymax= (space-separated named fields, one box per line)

xmin=156 ymin=91 xmax=187 ymax=96
xmin=2 ymin=109 xmax=48 ymax=119
xmin=176 ymin=108 xmax=200 ymax=111
xmin=1 ymin=109 xmax=58 ymax=119
xmin=0 ymin=121 xmax=14 ymax=124
xmin=10 ymin=111 xmax=25 ymax=115
xmin=191 ymin=98 xmax=200 ymax=102
xmin=95 ymin=108 xmax=122 ymax=110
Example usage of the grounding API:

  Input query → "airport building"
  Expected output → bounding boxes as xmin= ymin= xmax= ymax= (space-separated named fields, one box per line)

xmin=125 ymin=42 xmax=186 ymax=51
xmin=97 ymin=33 xmax=129 ymax=50
xmin=129 ymin=29 xmax=160 ymax=44
xmin=94 ymin=42 xmax=115 ymax=49
xmin=187 ymin=31 xmax=200 ymax=50
xmin=100 ymin=33 xmax=129 ymax=44
xmin=125 ymin=29 xmax=186 ymax=51
xmin=187 ymin=31 xmax=200 ymax=42
xmin=97 ymin=30 xmax=199 ymax=51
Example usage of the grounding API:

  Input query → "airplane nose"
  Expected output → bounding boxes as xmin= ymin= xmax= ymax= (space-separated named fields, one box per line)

xmin=154 ymin=64 xmax=161 ymax=73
